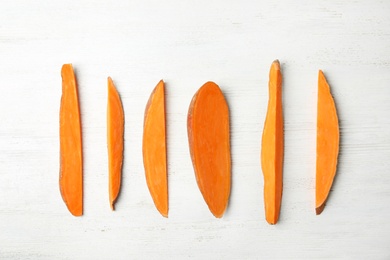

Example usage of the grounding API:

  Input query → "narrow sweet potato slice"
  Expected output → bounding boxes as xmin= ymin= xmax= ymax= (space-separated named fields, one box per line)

xmin=316 ymin=70 xmax=340 ymax=215
xmin=107 ymin=77 xmax=124 ymax=210
xmin=142 ymin=80 xmax=168 ymax=217
xmin=261 ymin=60 xmax=284 ymax=224
xmin=59 ymin=64 xmax=83 ymax=216
xmin=187 ymin=82 xmax=231 ymax=218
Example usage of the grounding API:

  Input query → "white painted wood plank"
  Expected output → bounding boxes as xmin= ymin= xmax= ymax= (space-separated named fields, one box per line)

xmin=0 ymin=0 xmax=389 ymax=259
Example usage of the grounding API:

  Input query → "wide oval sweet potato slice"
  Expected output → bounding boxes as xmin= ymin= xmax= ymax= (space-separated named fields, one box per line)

xmin=187 ymin=81 xmax=231 ymax=218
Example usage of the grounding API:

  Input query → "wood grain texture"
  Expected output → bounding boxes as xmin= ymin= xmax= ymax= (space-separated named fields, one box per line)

xmin=0 ymin=0 xmax=390 ymax=259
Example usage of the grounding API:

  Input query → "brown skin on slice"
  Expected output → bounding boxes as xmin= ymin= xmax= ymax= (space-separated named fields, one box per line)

xmin=142 ymin=80 xmax=168 ymax=217
xmin=187 ymin=82 xmax=231 ymax=218
xmin=261 ymin=60 xmax=284 ymax=224
xmin=59 ymin=64 xmax=83 ymax=216
xmin=107 ymin=77 xmax=124 ymax=210
xmin=316 ymin=70 xmax=339 ymax=215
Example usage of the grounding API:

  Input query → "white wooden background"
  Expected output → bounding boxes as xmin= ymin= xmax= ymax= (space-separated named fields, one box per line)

xmin=0 ymin=0 xmax=389 ymax=259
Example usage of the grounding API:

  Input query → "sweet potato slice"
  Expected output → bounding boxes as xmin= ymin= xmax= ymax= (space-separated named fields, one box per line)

xmin=59 ymin=64 xmax=83 ymax=216
xmin=187 ymin=81 xmax=231 ymax=218
xmin=261 ymin=60 xmax=284 ymax=224
xmin=107 ymin=77 xmax=124 ymax=210
xmin=316 ymin=70 xmax=339 ymax=215
xmin=142 ymin=80 xmax=168 ymax=217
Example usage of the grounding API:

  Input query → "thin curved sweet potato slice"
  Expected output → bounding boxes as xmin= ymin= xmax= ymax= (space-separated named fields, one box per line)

xmin=316 ymin=70 xmax=339 ymax=215
xmin=59 ymin=64 xmax=83 ymax=216
xmin=142 ymin=80 xmax=168 ymax=217
xmin=187 ymin=81 xmax=231 ymax=218
xmin=107 ymin=77 xmax=124 ymax=210
xmin=261 ymin=60 xmax=284 ymax=224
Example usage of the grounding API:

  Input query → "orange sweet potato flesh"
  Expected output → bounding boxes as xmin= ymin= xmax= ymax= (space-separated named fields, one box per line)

xmin=59 ymin=64 xmax=83 ymax=216
xmin=107 ymin=77 xmax=124 ymax=210
xmin=142 ymin=80 xmax=168 ymax=217
xmin=316 ymin=70 xmax=339 ymax=215
xmin=187 ymin=82 xmax=231 ymax=218
xmin=261 ymin=60 xmax=283 ymax=224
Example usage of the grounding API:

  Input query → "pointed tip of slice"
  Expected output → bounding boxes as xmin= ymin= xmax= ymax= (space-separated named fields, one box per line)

xmin=316 ymin=203 xmax=326 ymax=215
xmin=110 ymin=202 xmax=115 ymax=211
xmin=158 ymin=209 xmax=168 ymax=218
xmin=213 ymin=214 xmax=223 ymax=219
xmin=108 ymin=77 xmax=114 ymax=87
xmin=265 ymin=215 xmax=278 ymax=225
xmin=211 ymin=208 xmax=226 ymax=218
xmin=150 ymin=80 xmax=164 ymax=96
xmin=157 ymin=79 xmax=165 ymax=90
xmin=70 ymin=209 xmax=82 ymax=217
xmin=318 ymin=70 xmax=329 ymax=88
xmin=272 ymin=60 xmax=280 ymax=70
